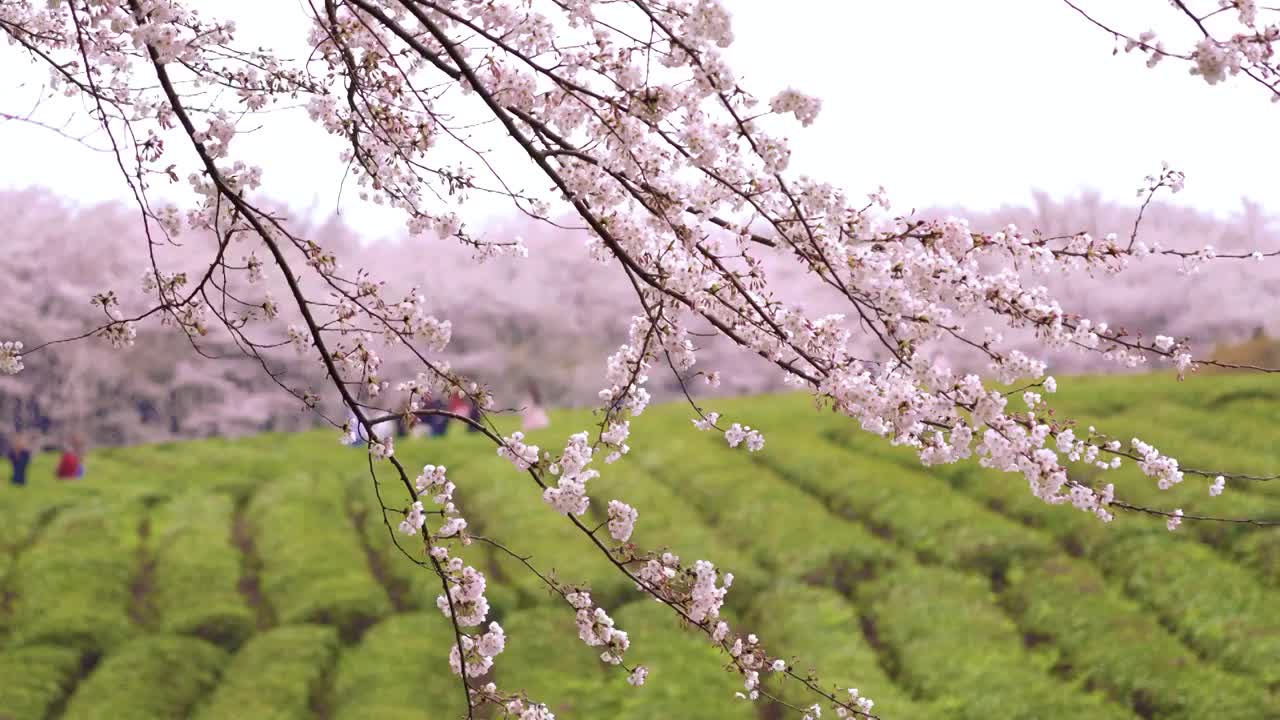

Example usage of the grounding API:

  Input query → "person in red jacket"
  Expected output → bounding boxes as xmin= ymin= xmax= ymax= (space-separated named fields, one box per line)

xmin=55 ymin=434 xmax=84 ymax=480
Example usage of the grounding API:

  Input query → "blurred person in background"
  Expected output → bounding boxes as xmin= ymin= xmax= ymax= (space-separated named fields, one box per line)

xmin=55 ymin=434 xmax=84 ymax=480
xmin=447 ymin=390 xmax=484 ymax=433
xmin=521 ymin=383 xmax=549 ymax=432
xmin=447 ymin=390 xmax=470 ymax=419
xmin=345 ymin=384 xmax=396 ymax=447
xmin=395 ymin=401 xmax=418 ymax=438
xmin=346 ymin=409 xmax=395 ymax=447
xmin=446 ymin=389 xmax=483 ymax=433
xmin=6 ymin=433 xmax=32 ymax=487
xmin=345 ymin=404 xmax=368 ymax=447
xmin=74 ymin=434 xmax=86 ymax=478
xmin=466 ymin=394 xmax=482 ymax=432
xmin=420 ymin=396 xmax=450 ymax=437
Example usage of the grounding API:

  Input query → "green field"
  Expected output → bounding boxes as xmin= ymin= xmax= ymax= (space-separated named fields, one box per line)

xmin=2 ymin=373 xmax=1278 ymax=719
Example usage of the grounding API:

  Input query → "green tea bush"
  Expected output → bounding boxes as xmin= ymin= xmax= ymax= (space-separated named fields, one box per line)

xmin=0 ymin=646 xmax=85 ymax=719
xmin=193 ymin=624 xmax=340 ymax=720
xmin=1004 ymin=555 xmax=1275 ymax=719
xmin=748 ymin=584 xmax=933 ymax=719
xmin=1235 ymin=530 xmax=1280 ymax=587
xmin=460 ymin=453 xmax=636 ymax=608
xmin=329 ymin=612 xmax=466 ymax=720
xmin=150 ymin=492 xmax=255 ymax=648
xmin=863 ymin=563 xmax=1132 ymax=720
xmin=8 ymin=501 xmax=142 ymax=653
xmin=498 ymin=606 xmax=622 ymax=717
xmin=61 ymin=635 xmax=227 ymax=720
xmin=612 ymin=599 xmax=756 ymax=720
xmin=1094 ymin=533 xmax=1280 ymax=687
xmin=758 ymin=436 xmax=1053 ymax=574
xmin=248 ymin=475 xmax=392 ymax=637
xmin=640 ymin=434 xmax=900 ymax=583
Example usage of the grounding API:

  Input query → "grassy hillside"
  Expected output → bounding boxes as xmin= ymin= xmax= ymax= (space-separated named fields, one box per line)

xmin=1 ymin=373 xmax=1278 ymax=719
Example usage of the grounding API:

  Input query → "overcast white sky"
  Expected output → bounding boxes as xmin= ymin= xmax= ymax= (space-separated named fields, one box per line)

xmin=0 ymin=0 xmax=1271 ymax=240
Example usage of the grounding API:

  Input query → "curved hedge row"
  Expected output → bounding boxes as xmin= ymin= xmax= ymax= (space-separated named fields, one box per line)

xmin=150 ymin=492 xmax=256 ymax=648
xmin=498 ymin=606 xmax=619 ymax=717
xmin=458 ymin=452 xmax=636 ymax=608
xmin=1093 ymin=534 xmax=1280 ymax=688
xmin=638 ymin=432 xmax=901 ymax=584
xmin=862 ymin=564 xmax=1134 ymax=720
xmin=0 ymin=645 xmax=85 ymax=719
xmin=1004 ymin=554 xmax=1275 ymax=718
xmin=748 ymin=584 xmax=934 ymax=719
xmin=344 ymin=472 xmax=429 ymax=613
xmin=329 ymin=612 xmax=466 ymax=720
xmin=1094 ymin=400 xmax=1280 ymax=498
xmin=612 ymin=599 xmax=757 ymax=720
xmin=1234 ymin=530 xmax=1280 ymax=588
xmin=7 ymin=501 xmax=143 ymax=653
xmin=194 ymin=624 xmax=340 ymax=720
xmin=247 ymin=475 xmax=392 ymax=638
xmin=758 ymin=433 xmax=1054 ymax=574
xmin=0 ymin=491 xmax=70 ymax=551
xmin=0 ymin=492 xmax=71 ymax=639
xmin=61 ymin=635 xmax=227 ymax=720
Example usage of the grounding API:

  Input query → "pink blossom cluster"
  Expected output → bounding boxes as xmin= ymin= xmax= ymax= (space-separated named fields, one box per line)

xmin=543 ymin=432 xmax=597 ymax=516
xmin=498 ymin=431 xmax=541 ymax=471
xmin=1098 ymin=0 xmax=1280 ymax=100
xmin=0 ymin=341 xmax=23 ymax=375
xmin=606 ymin=499 xmax=638 ymax=542
xmin=448 ymin=622 xmax=506 ymax=676
xmin=437 ymin=564 xmax=489 ymax=626
xmin=724 ymin=423 xmax=765 ymax=452
xmin=568 ymin=591 xmax=631 ymax=665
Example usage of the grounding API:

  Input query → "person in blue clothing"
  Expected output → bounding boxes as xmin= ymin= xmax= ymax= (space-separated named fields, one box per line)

xmin=418 ymin=397 xmax=450 ymax=437
xmin=346 ymin=406 xmax=371 ymax=447
xmin=6 ymin=434 xmax=32 ymax=486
